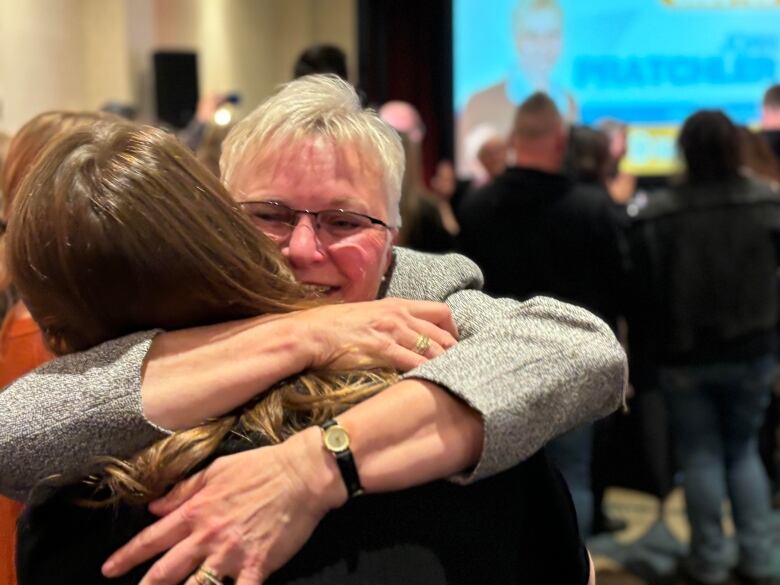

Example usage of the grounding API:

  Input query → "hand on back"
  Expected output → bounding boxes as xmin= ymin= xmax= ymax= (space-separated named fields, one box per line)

xmin=296 ymin=298 xmax=459 ymax=372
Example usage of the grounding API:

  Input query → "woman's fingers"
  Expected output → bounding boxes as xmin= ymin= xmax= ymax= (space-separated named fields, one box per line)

xmin=233 ymin=566 xmax=266 ymax=585
xmin=103 ymin=507 xmax=192 ymax=578
xmin=381 ymin=344 xmax=428 ymax=372
xmin=149 ymin=470 xmax=207 ymax=516
xmin=409 ymin=317 xmax=457 ymax=351
xmin=136 ymin=535 xmax=204 ymax=585
xmin=182 ymin=553 xmax=239 ymax=585
xmin=404 ymin=328 xmax=446 ymax=359
xmin=397 ymin=299 xmax=459 ymax=339
xmin=377 ymin=324 xmax=449 ymax=371
xmin=308 ymin=298 xmax=458 ymax=371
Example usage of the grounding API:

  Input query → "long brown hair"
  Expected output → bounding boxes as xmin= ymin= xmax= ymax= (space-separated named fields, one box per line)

xmin=8 ymin=122 xmax=396 ymax=503
xmin=0 ymin=111 xmax=115 ymax=294
xmin=0 ymin=131 xmax=10 ymax=204
xmin=0 ymin=131 xmax=11 ymax=319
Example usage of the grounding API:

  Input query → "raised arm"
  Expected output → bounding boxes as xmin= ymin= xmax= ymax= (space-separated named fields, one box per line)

xmin=405 ymin=292 xmax=626 ymax=482
xmin=0 ymin=298 xmax=458 ymax=500
xmin=101 ymin=279 xmax=625 ymax=584
xmin=1 ymin=248 xmax=624 ymax=502
xmin=385 ymin=247 xmax=627 ymax=481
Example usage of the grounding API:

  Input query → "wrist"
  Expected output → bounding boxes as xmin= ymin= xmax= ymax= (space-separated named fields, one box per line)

xmin=141 ymin=315 xmax=316 ymax=430
xmin=337 ymin=379 xmax=484 ymax=492
xmin=289 ymin=310 xmax=332 ymax=369
xmin=282 ymin=426 xmax=348 ymax=514
xmin=320 ymin=419 xmax=364 ymax=498
xmin=263 ymin=314 xmax=317 ymax=372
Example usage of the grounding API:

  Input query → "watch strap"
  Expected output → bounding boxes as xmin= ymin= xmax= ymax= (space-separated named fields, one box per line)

xmin=321 ymin=419 xmax=364 ymax=498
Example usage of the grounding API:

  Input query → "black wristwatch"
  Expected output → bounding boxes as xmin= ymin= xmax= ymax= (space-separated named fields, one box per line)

xmin=320 ymin=419 xmax=364 ymax=498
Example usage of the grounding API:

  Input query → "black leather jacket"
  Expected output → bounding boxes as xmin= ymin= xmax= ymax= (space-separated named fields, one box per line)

xmin=626 ymin=175 xmax=780 ymax=368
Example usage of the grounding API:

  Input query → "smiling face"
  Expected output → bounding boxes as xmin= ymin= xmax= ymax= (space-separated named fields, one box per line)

xmin=229 ymin=137 xmax=397 ymax=303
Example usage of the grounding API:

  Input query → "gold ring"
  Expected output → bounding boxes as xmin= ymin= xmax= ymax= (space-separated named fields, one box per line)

xmin=414 ymin=334 xmax=431 ymax=355
xmin=196 ymin=567 xmax=224 ymax=585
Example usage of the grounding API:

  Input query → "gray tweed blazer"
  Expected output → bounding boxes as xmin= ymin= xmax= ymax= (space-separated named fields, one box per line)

xmin=0 ymin=248 xmax=626 ymax=501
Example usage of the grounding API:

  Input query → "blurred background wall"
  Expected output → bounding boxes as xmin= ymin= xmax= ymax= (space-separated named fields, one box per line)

xmin=0 ymin=0 xmax=356 ymax=132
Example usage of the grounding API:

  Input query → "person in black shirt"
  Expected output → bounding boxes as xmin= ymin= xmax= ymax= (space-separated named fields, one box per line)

xmin=12 ymin=121 xmax=592 ymax=585
xmin=458 ymin=93 xmax=625 ymax=537
xmin=626 ymin=111 xmax=780 ymax=585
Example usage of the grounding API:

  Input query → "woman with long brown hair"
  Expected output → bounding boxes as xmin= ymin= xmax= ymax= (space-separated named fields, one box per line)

xmin=12 ymin=121 xmax=588 ymax=585
xmin=9 ymin=118 xmax=394 ymax=488
xmin=10 ymin=120 xmax=396 ymax=583
xmin=0 ymin=111 xmax=114 ymax=585
xmin=0 ymin=112 xmax=108 ymax=380
xmin=0 ymin=111 xmax=117 ymax=381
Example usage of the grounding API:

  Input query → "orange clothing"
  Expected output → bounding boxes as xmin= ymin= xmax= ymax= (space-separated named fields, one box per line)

xmin=0 ymin=302 xmax=53 ymax=585
xmin=0 ymin=302 xmax=52 ymax=388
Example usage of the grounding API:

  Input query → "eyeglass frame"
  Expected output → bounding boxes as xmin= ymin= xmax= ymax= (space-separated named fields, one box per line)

xmin=239 ymin=200 xmax=395 ymax=240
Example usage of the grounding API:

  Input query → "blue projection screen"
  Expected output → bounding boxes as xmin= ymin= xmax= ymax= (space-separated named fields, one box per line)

xmin=454 ymin=0 xmax=780 ymax=177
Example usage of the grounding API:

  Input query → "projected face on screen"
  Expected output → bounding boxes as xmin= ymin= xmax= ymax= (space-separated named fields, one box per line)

xmin=455 ymin=0 xmax=780 ymax=177
xmin=513 ymin=1 xmax=563 ymax=86
xmin=455 ymin=0 xmax=573 ymax=177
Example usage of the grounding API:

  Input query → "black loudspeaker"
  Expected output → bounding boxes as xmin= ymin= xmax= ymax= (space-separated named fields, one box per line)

xmin=153 ymin=51 xmax=199 ymax=129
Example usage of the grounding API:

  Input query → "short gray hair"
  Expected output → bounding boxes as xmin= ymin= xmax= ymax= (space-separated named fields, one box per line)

xmin=221 ymin=75 xmax=404 ymax=224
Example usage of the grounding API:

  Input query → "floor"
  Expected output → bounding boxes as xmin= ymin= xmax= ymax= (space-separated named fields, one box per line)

xmin=590 ymin=488 xmax=780 ymax=584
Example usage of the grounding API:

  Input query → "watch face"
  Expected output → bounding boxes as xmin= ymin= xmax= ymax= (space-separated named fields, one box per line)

xmin=323 ymin=425 xmax=350 ymax=453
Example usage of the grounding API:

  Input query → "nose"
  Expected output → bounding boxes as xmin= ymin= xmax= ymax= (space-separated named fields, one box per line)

xmin=281 ymin=214 xmax=326 ymax=268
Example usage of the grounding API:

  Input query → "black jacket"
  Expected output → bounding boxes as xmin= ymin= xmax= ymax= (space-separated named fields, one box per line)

xmin=762 ymin=129 xmax=780 ymax=162
xmin=18 ymin=437 xmax=589 ymax=585
xmin=626 ymin=175 xmax=780 ymax=367
xmin=457 ymin=167 xmax=625 ymax=330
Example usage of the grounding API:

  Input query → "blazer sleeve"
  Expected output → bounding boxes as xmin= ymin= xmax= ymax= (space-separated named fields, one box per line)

xmin=0 ymin=247 xmax=626 ymax=499
xmin=388 ymin=247 xmax=627 ymax=484
xmin=0 ymin=331 xmax=169 ymax=501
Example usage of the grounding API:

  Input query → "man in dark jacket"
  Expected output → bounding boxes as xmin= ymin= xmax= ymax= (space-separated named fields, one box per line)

xmin=458 ymin=92 xmax=625 ymax=537
xmin=458 ymin=93 xmax=623 ymax=331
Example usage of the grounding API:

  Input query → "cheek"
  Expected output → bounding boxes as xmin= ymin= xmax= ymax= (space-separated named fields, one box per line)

xmin=328 ymin=232 xmax=391 ymax=301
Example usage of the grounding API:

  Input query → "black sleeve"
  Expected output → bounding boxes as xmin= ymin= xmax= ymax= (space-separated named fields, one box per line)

xmin=623 ymin=219 xmax=663 ymax=392
xmin=404 ymin=201 xmax=456 ymax=254
xmin=17 ymin=486 xmax=156 ymax=585
xmin=514 ymin=450 xmax=592 ymax=585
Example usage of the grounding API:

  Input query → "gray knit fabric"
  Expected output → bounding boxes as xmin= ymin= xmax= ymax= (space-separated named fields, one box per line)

xmin=389 ymin=248 xmax=626 ymax=483
xmin=0 ymin=247 xmax=626 ymax=500
xmin=0 ymin=331 xmax=165 ymax=501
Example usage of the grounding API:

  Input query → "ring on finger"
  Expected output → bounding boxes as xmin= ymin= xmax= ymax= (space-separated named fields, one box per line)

xmin=414 ymin=334 xmax=431 ymax=355
xmin=196 ymin=566 xmax=224 ymax=585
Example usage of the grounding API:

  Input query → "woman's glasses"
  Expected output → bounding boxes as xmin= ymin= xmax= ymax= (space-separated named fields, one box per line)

xmin=240 ymin=200 xmax=393 ymax=242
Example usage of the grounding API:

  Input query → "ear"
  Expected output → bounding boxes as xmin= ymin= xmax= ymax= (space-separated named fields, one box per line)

xmin=551 ymin=128 xmax=568 ymax=160
xmin=384 ymin=230 xmax=397 ymax=270
xmin=558 ymin=125 xmax=570 ymax=151
xmin=509 ymin=134 xmax=522 ymax=160
xmin=389 ymin=226 xmax=400 ymax=246
xmin=762 ymin=106 xmax=772 ymax=126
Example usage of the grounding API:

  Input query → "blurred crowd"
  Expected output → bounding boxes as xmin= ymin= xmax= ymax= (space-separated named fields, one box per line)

xmin=0 ymin=40 xmax=779 ymax=585
xmin=402 ymin=82 xmax=780 ymax=585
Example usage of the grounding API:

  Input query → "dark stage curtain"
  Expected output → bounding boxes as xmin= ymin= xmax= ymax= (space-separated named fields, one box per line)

xmin=358 ymin=0 xmax=453 ymax=182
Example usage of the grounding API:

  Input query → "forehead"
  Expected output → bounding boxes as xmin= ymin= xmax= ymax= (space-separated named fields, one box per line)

xmin=516 ymin=8 xmax=561 ymax=34
xmin=230 ymin=137 xmax=387 ymax=210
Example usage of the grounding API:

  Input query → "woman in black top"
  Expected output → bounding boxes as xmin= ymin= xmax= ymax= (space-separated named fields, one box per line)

xmin=10 ymin=122 xmax=589 ymax=585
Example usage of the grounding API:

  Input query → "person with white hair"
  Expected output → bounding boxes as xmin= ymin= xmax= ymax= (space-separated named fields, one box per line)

xmin=2 ymin=75 xmax=621 ymax=585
